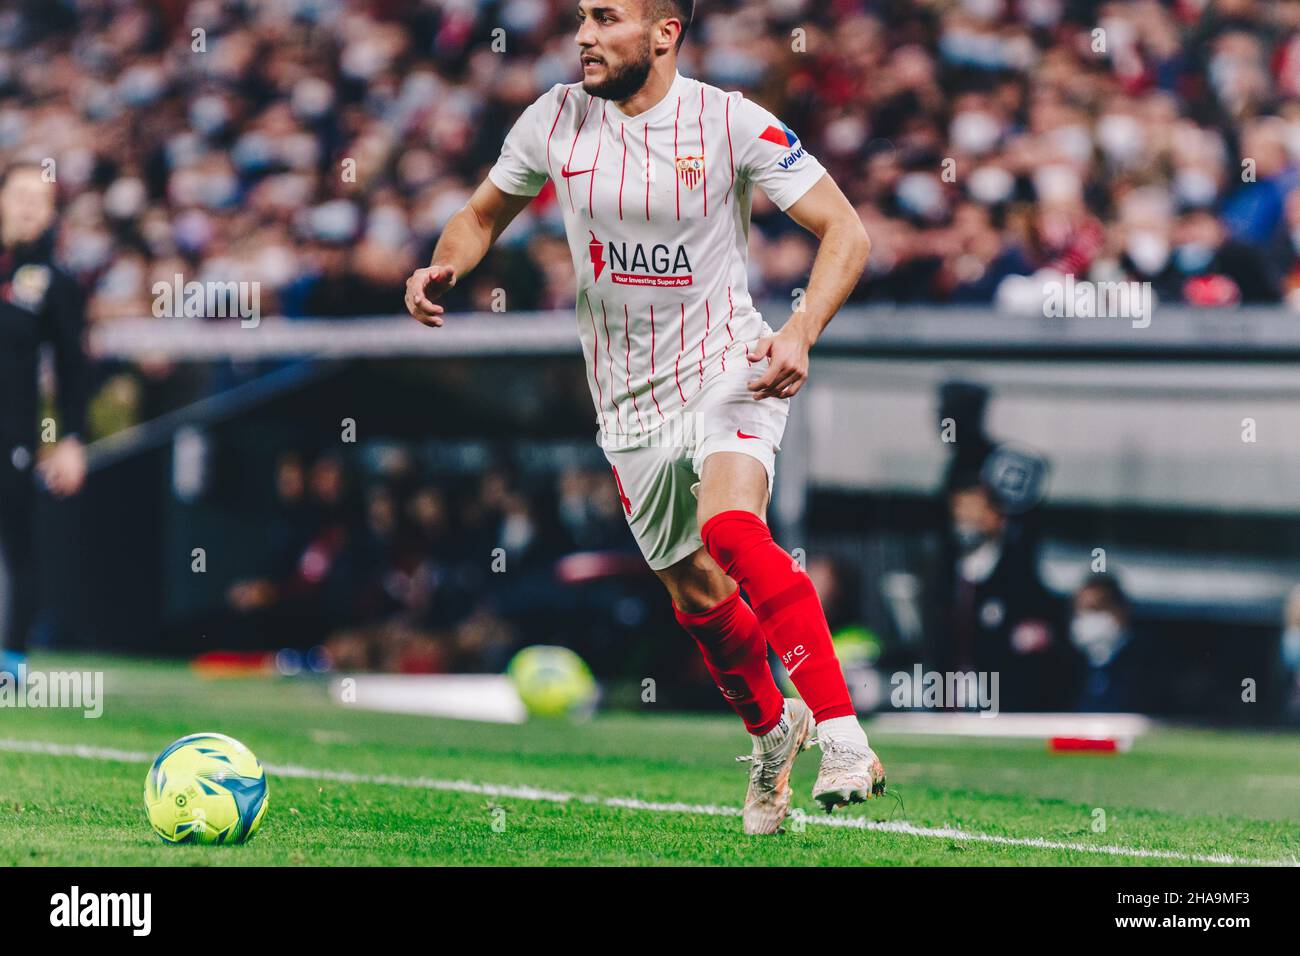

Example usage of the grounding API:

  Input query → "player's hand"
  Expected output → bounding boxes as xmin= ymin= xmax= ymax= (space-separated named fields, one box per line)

xmin=747 ymin=326 xmax=812 ymax=400
xmin=37 ymin=436 xmax=86 ymax=497
xmin=405 ymin=264 xmax=456 ymax=327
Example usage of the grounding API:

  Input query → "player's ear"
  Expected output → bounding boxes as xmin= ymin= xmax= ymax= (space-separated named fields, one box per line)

xmin=650 ymin=14 xmax=680 ymax=56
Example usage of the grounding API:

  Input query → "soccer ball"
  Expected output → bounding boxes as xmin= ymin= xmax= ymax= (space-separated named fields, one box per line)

xmin=144 ymin=732 xmax=269 ymax=845
xmin=508 ymin=645 xmax=598 ymax=719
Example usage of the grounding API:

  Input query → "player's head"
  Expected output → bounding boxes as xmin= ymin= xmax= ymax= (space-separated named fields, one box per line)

xmin=0 ymin=161 xmax=57 ymax=246
xmin=575 ymin=0 xmax=693 ymax=101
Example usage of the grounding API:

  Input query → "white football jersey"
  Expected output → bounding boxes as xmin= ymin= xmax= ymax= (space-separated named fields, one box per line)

xmin=488 ymin=71 xmax=825 ymax=439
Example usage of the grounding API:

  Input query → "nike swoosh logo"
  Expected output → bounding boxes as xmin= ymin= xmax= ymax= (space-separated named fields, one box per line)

xmin=561 ymin=165 xmax=597 ymax=178
xmin=736 ymin=430 xmax=761 ymax=440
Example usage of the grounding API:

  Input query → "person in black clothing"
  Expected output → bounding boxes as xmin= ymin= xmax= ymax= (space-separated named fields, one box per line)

xmin=0 ymin=161 xmax=88 ymax=677
xmin=931 ymin=470 xmax=1071 ymax=712
xmin=926 ymin=381 xmax=1072 ymax=709
xmin=1172 ymin=209 xmax=1282 ymax=304
xmin=937 ymin=381 xmax=996 ymax=494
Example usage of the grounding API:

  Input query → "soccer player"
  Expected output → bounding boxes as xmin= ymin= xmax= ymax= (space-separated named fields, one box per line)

xmin=405 ymin=0 xmax=883 ymax=834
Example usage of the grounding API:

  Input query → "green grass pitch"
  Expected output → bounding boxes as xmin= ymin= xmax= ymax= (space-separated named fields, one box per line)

xmin=0 ymin=655 xmax=1296 ymax=866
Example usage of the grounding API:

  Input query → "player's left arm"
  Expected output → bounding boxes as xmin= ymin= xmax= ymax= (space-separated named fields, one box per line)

xmin=748 ymin=174 xmax=870 ymax=400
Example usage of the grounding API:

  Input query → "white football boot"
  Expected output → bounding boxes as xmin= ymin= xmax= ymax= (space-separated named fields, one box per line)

xmin=812 ymin=737 xmax=887 ymax=813
xmin=736 ymin=698 xmax=814 ymax=835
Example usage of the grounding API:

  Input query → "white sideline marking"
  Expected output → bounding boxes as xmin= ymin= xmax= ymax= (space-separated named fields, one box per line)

xmin=2 ymin=738 xmax=1294 ymax=867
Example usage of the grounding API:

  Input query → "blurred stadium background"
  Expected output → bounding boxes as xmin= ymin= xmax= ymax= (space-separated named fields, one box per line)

xmin=7 ymin=0 xmax=1300 ymax=727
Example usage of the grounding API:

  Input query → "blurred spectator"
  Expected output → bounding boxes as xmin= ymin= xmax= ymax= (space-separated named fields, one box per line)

xmin=225 ymin=451 xmax=364 ymax=646
xmin=928 ymin=379 xmax=1067 ymax=708
xmin=930 ymin=469 xmax=1069 ymax=711
xmin=557 ymin=465 xmax=628 ymax=550
xmin=943 ymin=201 xmax=1034 ymax=302
xmin=1222 ymin=117 xmax=1299 ymax=250
xmin=1278 ymin=584 xmax=1300 ymax=723
xmin=1172 ymin=208 xmax=1281 ymax=305
xmin=1069 ymin=572 xmax=1152 ymax=713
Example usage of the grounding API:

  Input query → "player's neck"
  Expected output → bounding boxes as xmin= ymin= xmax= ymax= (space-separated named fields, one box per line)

xmin=614 ymin=61 xmax=679 ymax=118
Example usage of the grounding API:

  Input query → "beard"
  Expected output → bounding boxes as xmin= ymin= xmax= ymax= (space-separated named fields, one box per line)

xmin=582 ymin=38 xmax=654 ymax=101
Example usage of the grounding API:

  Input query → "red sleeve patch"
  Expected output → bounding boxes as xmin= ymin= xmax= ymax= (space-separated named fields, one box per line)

xmin=757 ymin=124 xmax=792 ymax=147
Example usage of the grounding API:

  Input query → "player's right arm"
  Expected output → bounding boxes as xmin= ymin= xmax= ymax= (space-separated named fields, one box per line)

xmin=405 ymin=180 xmax=533 ymax=327
xmin=406 ymin=84 xmax=559 ymax=327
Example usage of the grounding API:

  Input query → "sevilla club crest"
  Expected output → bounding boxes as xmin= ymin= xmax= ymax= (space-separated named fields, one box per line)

xmin=675 ymin=155 xmax=704 ymax=191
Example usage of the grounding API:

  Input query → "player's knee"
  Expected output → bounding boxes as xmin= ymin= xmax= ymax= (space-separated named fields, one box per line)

xmin=660 ymin=549 xmax=734 ymax=613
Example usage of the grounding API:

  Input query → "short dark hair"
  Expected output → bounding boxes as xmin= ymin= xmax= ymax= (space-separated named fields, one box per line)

xmin=1079 ymin=572 xmax=1130 ymax=612
xmin=648 ymin=0 xmax=694 ymax=50
xmin=947 ymin=466 xmax=994 ymax=501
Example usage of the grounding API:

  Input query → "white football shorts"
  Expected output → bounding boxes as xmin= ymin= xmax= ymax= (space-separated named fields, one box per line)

xmin=600 ymin=347 xmax=791 ymax=571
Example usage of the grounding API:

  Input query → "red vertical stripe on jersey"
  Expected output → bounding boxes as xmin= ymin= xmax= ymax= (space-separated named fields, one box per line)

xmin=564 ymin=95 xmax=594 ymax=211
xmin=723 ymin=285 xmax=735 ymax=371
xmin=623 ymin=304 xmax=646 ymax=432
xmin=725 ymin=94 xmax=735 ymax=205
xmin=674 ymin=303 xmax=687 ymax=404
xmin=700 ymin=299 xmax=709 ymax=385
xmin=588 ymin=103 xmax=605 ymax=219
xmin=600 ymin=299 xmax=623 ymax=432
xmin=698 ymin=87 xmax=708 ymax=218
xmin=545 ymin=87 xmax=572 ymax=182
xmin=673 ymin=96 xmax=681 ymax=221
xmin=583 ymin=294 xmax=609 ymax=431
xmin=647 ymin=304 xmax=664 ymax=421
xmin=643 ymin=123 xmax=651 ymax=221
xmin=618 ymin=123 xmax=627 ymax=220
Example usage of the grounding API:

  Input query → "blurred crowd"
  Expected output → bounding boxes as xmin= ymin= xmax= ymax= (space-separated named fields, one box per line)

xmin=214 ymin=446 xmax=639 ymax=673
xmin=218 ymin=426 xmax=1291 ymax=716
xmin=207 ymin=441 xmax=930 ymax=712
xmin=6 ymin=0 xmax=1300 ymax=337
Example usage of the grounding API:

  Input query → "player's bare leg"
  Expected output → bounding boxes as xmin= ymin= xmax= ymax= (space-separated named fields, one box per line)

xmin=697 ymin=451 xmax=886 ymax=813
xmin=657 ymin=545 xmax=811 ymax=835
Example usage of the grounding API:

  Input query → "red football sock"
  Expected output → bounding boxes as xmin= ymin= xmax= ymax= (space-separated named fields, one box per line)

xmin=701 ymin=510 xmax=855 ymax=724
xmin=675 ymin=587 xmax=785 ymax=735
